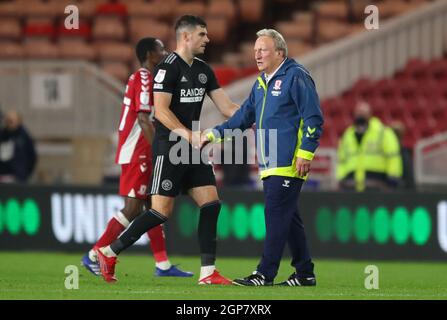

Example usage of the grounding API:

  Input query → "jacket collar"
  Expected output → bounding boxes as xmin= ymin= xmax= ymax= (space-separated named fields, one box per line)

xmin=261 ymin=57 xmax=298 ymax=83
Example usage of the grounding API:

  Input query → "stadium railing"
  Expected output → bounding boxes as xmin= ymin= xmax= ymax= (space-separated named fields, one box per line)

xmin=415 ymin=131 xmax=447 ymax=188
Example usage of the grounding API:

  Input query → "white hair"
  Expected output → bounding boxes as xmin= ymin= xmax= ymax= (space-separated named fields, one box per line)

xmin=256 ymin=28 xmax=288 ymax=57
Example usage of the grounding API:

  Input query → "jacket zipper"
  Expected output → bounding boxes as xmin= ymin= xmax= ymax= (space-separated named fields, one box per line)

xmin=257 ymin=76 xmax=268 ymax=168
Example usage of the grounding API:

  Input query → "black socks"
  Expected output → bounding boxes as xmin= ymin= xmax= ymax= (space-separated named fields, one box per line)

xmin=198 ymin=201 xmax=221 ymax=266
xmin=110 ymin=209 xmax=167 ymax=255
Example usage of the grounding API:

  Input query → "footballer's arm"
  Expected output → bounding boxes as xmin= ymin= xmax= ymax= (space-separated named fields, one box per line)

xmin=208 ymin=88 xmax=239 ymax=118
xmin=137 ymin=112 xmax=155 ymax=145
xmin=154 ymin=92 xmax=194 ymax=143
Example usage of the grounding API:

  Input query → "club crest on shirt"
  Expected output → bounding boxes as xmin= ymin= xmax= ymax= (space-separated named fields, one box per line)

xmin=140 ymin=92 xmax=149 ymax=105
xmin=198 ymin=73 xmax=207 ymax=84
xmin=161 ymin=179 xmax=173 ymax=191
xmin=155 ymin=69 xmax=166 ymax=83
xmin=273 ymin=80 xmax=282 ymax=90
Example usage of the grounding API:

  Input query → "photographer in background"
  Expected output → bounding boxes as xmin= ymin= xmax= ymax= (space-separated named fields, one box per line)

xmin=0 ymin=110 xmax=37 ymax=183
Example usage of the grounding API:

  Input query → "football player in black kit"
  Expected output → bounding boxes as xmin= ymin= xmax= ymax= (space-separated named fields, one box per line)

xmin=96 ymin=15 xmax=239 ymax=284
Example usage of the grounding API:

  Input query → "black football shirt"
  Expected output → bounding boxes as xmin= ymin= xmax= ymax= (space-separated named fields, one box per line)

xmin=152 ymin=52 xmax=220 ymax=142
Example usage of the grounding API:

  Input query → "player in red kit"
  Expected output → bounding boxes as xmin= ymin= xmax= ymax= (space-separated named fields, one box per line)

xmin=82 ymin=38 xmax=193 ymax=278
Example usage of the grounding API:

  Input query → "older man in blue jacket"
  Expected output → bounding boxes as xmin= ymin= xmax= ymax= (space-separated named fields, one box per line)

xmin=203 ymin=29 xmax=324 ymax=286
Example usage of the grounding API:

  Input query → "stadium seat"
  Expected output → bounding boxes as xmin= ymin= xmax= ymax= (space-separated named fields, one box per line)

xmin=317 ymin=19 xmax=351 ymax=43
xmin=399 ymin=79 xmax=419 ymax=101
xmin=431 ymin=98 xmax=447 ymax=121
xmin=58 ymin=38 xmax=96 ymax=61
xmin=207 ymin=0 xmax=236 ymax=21
xmin=75 ymin=0 xmax=101 ymax=19
xmin=429 ymin=59 xmax=447 ymax=80
xmin=276 ymin=20 xmax=313 ymax=42
xmin=24 ymin=21 xmax=56 ymax=39
xmin=405 ymin=58 xmax=430 ymax=80
xmin=23 ymin=39 xmax=60 ymax=59
xmin=175 ymin=2 xmax=206 ymax=19
xmin=126 ymin=0 xmax=173 ymax=20
xmin=388 ymin=98 xmax=407 ymax=120
xmin=205 ymin=16 xmax=229 ymax=44
xmin=316 ymin=1 xmax=349 ymax=20
xmin=212 ymin=65 xmax=239 ymax=87
xmin=416 ymin=79 xmax=443 ymax=101
xmin=0 ymin=18 xmax=21 ymax=40
xmin=238 ymin=0 xmax=263 ymax=22
xmin=101 ymin=61 xmax=130 ymax=83
xmin=128 ymin=18 xmax=170 ymax=44
xmin=95 ymin=2 xmax=128 ymax=17
xmin=92 ymin=16 xmax=126 ymax=41
xmin=22 ymin=0 xmax=58 ymax=18
xmin=95 ymin=41 xmax=133 ymax=63
xmin=57 ymin=22 xmax=91 ymax=40
xmin=287 ymin=40 xmax=314 ymax=57
xmin=0 ymin=0 xmax=23 ymax=18
xmin=376 ymin=79 xmax=400 ymax=100
xmin=369 ymin=97 xmax=392 ymax=123
xmin=0 ymin=41 xmax=24 ymax=59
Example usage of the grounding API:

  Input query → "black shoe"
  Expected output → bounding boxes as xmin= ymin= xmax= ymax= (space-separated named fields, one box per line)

xmin=277 ymin=272 xmax=316 ymax=286
xmin=233 ymin=271 xmax=273 ymax=286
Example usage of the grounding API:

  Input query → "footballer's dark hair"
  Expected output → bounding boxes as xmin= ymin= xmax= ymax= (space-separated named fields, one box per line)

xmin=174 ymin=15 xmax=207 ymax=39
xmin=135 ymin=37 xmax=162 ymax=64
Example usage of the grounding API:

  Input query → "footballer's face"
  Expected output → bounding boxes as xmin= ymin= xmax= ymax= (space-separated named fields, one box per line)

xmin=254 ymin=36 xmax=283 ymax=74
xmin=151 ymin=40 xmax=168 ymax=65
xmin=188 ymin=26 xmax=209 ymax=55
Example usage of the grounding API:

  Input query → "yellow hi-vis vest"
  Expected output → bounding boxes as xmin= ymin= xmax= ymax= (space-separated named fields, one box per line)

xmin=336 ymin=117 xmax=403 ymax=191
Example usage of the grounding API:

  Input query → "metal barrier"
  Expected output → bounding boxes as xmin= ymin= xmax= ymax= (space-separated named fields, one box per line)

xmin=415 ymin=131 xmax=447 ymax=186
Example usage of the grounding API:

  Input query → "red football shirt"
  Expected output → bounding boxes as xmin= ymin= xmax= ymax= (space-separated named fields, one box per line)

xmin=115 ymin=68 xmax=154 ymax=164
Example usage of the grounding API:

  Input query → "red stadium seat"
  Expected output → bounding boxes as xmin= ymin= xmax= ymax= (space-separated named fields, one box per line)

xmin=429 ymin=59 xmax=447 ymax=81
xmin=213 ymin=66 xmax=239 ymax=87
xmin=404 ymin=58 xmax=428 ymax=77
xmin=376 ymin=79 xmax=399 ymax=99
xmin=57 ymin=22 xmax=91 ymax=39
xmin=95 ymin=2 xmax=128 ymax=17
xmin=24 ymin=22 xmax=55 ymax=39
xmin=399 ymin=79 xmax=419 ymax=100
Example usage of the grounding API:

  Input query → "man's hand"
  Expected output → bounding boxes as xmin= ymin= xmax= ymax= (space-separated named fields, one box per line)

xmin=191 ymin=130 xmax=202 ymax=149
xmin=199 ymin=130 xmax=212 ymax=149
xmin=296 ymin=157 xmax=311 ymax=177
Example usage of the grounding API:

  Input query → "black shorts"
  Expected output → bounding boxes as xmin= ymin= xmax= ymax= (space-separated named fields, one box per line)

xmin=149 ymin=140 xmax=216 ymax=197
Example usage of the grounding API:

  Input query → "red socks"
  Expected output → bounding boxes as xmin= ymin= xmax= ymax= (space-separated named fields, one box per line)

xmin=94 ymin=217 xmax=125 ymax=249
xmin=147 ymin=225 xmax=168 ymax=262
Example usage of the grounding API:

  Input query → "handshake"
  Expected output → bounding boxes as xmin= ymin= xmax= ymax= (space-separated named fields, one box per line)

xmin=189 ymin=129 xmax=214 ymax=150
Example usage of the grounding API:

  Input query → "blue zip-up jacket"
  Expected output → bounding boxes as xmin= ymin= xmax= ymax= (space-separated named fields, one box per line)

xmin=208 ymin=58 xmax=324 ymax=179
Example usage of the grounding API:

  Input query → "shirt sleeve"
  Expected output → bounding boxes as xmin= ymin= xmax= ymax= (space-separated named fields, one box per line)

xmin=133 ymin=70 xmax=152 ymax=113
xmin=290 ymin=68 xmax=324 ymax=160
xmin=153 ymin=63 xmax=178 ymax=94
xmin=206 ymin=66 xmax=220 ymax=92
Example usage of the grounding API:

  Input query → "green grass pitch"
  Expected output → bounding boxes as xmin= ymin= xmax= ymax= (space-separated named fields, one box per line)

xmin=0 ymin=252 xmax=446 ymax=300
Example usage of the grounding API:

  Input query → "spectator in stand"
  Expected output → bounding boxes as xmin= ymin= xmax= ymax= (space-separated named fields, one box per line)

xmin=337 ymin=101 xmax=402 ymax=191
xmin=0 ymin=110 xmax=37 ymax=183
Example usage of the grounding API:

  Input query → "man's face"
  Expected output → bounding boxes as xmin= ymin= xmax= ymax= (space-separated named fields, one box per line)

xmin=353 ymin=102 xmax=371 ymax=133
xmin=151 ymin=41 xmax=168 ymax=65
xmin=254 ymin=36 xmax=283 ymax=74
xmin=187 ymin=26 xmax=209 ymax=55
xmin=5 ymin=111 xmax=20 ymax=131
